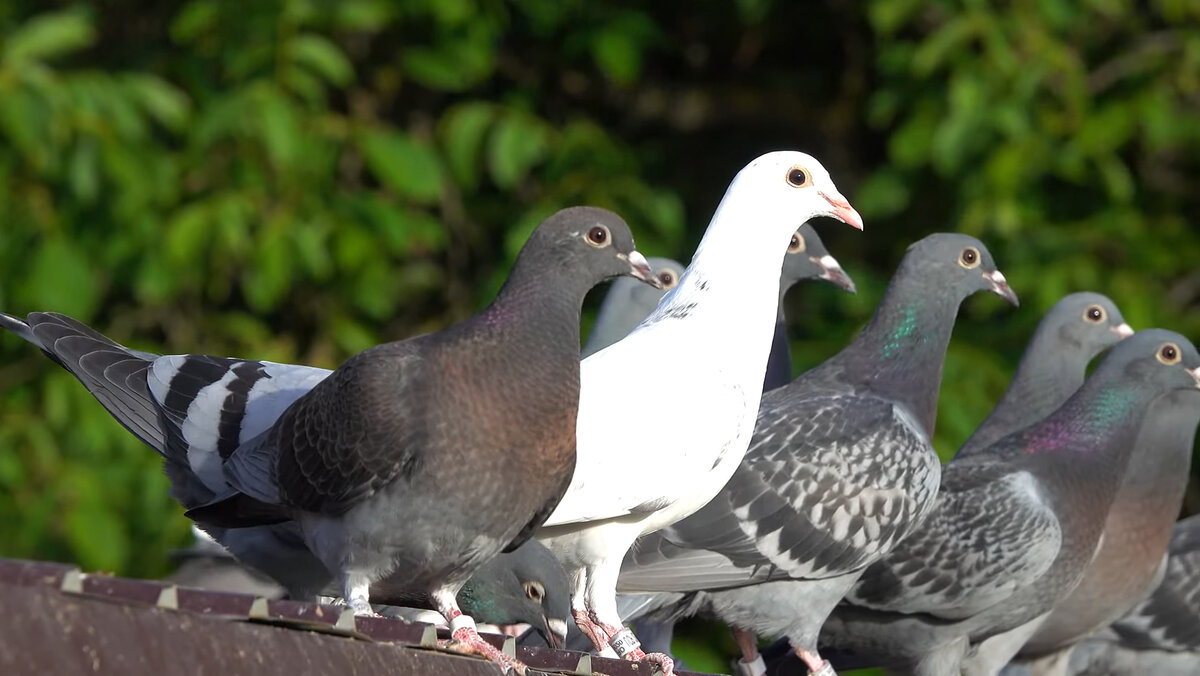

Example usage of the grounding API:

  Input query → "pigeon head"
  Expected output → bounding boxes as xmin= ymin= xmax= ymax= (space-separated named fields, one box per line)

xmin=1046 ymin=292 xmax=1133 ymax=359
xmin=457 ymin=541 xmax=571 ymax=649
xmin=902 ymin=233 xmax=1019 ymax=307
xmin=728 ymin=150 xmax=863 ymax=233
xmin=522 ymin=206 xmax=662 ymax=292
xmin=683 ymin=151 xmax=861 ymax=293
xmin=1100 ymin=329 xmax=1200 ymax=395
xmin=782 ymin=222 xmax=856 ymax=294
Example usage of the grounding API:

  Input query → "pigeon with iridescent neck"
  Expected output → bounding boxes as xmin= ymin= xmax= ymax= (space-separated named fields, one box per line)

xmin=958 ymin=292 xmax=1133 ymax=456
xmin=1057 ymin=514 xmax=1200 ymax=676
xmin=618 ymin=233 xmax=1019 ymax=676
xmin=821 ymin=330 xmax=1200 ymax=676
xmin=536 ymin=151 xmax=863 ymax=676
xmin=3 ymin=207 xmax=661 ymax=675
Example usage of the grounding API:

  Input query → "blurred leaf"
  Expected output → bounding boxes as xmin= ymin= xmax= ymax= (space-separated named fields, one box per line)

xmin=487 ymin=112 xmax=550 ymax=189
xmin=2 ymin=8 xmax=95 ymax=64
xmin=358 ymin=128 xmax=444 ymax=204
xmin=591 ymin=28 xmax=641 ymax=85
xmin=288 ymin=33 xmax=354 ymax=87
xmin=17 ymin=239 xmax=99 ymax=320
xmin=439 ymin=101 xmax=494 ymax=189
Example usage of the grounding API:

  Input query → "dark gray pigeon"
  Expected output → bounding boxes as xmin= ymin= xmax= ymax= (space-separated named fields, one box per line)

xmin=958 ymin=292 xmax=1133 ymax=456
xmin=1060 ymin=514 xmax=1200 ymax=676
xmin=0 ymin=313 xmax=577 ymax=650
xmin=821 ymin=330 xmax=1200 ymax=676
xmin=2 ymin=206 xmax=660 ymax=674
xmin=618 ymin=233 xmax=1019 ymax=676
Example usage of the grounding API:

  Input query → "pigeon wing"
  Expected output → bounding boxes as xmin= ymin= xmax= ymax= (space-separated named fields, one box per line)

xmin=846 ymin=467 xmax=1062 ymax=620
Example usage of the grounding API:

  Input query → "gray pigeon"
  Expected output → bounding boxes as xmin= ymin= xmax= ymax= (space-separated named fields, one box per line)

xmin=584 ymin=257 xmax=688 ymax=358
xmin=951 ymin=293 xmax=1195 ymax=674
xmin=618 ymin=234 xmax=1020 ymax=676
xmin=169 ymin=525 xmax=572 ymax=647
xmin=958 ymin=292 xmax=1133 ymax=456
xmin=1059 ymin=514 xmax=1200 ymax=676
xmin=1010 ymin=376 xmax=1198 ymax=671
xmin=3 ymin=207 xmax=660 ymax=674
xmin=821 ymin=330 xmax=1200 ymax=676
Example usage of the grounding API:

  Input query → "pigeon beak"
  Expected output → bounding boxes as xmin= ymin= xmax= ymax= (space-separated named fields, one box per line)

xmin=811 ymin=255 xmax=857 ymax=293
xmin=1189 ymin=366 xmax=1200 ymax=390
xmin=983 ymin=270 xmax=1019 ymax=307
xmin=543 ymin=617 xmax=568 ymax=649
xmin=1111 ymin=323 xmax=1134 ymax=338
xmin=818 ymin=191 xmax=864 ymax=231
xmin=620 ymin=251 xmax=663 ymax=289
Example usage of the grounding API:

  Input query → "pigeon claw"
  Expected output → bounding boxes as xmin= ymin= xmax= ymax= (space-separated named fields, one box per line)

xmin=632 ymin=650 xmax=676 ymax=676
xmin=448 ymin=625 xmax=528 ymax=675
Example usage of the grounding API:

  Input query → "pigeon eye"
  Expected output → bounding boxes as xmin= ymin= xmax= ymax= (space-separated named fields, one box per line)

xmin=523 ymin=581 xmax=545 ymax=602
xmin=787 ymin=233 xmax=806 ymax=254
xmin=1157 ymin=343 xmax=1180 ymax=365
xmin=1084 ymin=306 xmax=1106 ymax=323
xmin=958 ymin=247 xmax=980 ymax=269
xmin=585 ymin=226 xmax=610 ymax=248
xmin=656 ymin=269 xmax=678 ymax=289
xmin=785 ymin=166 xmax=811 ymax=188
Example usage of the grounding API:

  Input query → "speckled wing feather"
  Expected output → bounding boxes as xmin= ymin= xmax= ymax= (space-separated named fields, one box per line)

xmin=224 ymin=343 xmax=429 ymax=516
xmin=847 ymin=465 xmax=1062 ymax=620
xmin=662 ymin=394 xmax=937 ymax=577
xmin=620 ymin=394 xmax=938 ymax=592
xmin=1111 ymin=516 xmax=1200 ymax=651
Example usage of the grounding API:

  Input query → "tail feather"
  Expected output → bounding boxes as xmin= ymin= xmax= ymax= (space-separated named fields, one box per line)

xmin=1 ymin=312 xmax=166 ymax=454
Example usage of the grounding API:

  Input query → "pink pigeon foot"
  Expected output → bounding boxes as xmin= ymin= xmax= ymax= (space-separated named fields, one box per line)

xmin=608 ymin=626 xmax=675 ymax=675
xmin=445 ymin=622 xmax=527 ymax=674
xmin=795 ymin=647 xmax=836 ymax=676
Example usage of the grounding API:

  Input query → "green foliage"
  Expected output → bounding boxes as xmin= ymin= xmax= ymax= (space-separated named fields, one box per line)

xmin=0 ymin=1 xmax=1197 ymax=670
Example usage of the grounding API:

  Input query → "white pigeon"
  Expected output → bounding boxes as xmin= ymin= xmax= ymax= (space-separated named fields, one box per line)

xmin=536 ymin=151 xmax=863 ymax=675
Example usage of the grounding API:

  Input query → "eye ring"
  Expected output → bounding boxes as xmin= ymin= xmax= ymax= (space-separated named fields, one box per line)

xmin=787 ymin=232 xmax=806 ymax=254
xmin=523 ymin=581 xmax=545 ymax=602
xmin=1157 ymin=343 xmax=1180 ymax=365
xmin=785 ymin=166 xmax=811 ymax=189
xmin=1083 ymin=305 xmax=1106 ymax=323
xmin=656 ymin=268 xmax=679 ymax=289
xmin=585 ymin=225 xmax=611 ymax=248
xmin=958 ymin=246 xmax=981 ymax=269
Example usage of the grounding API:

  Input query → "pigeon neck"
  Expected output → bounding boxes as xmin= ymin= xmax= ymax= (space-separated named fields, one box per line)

xmin=474 ymin=262 xmax=588 ymax=364
xmin=1016 ymin=375 xmax=1161 ymax=465
xmin=1110 ymin=395 xmax=1200 ymax=506
xmin=763 ymin=307 xmax=792 ymax=392
xmin=960 ymin=329 xmax=1091 ymax=455
xmin=836 ymin=273 xmax=964 ymax=436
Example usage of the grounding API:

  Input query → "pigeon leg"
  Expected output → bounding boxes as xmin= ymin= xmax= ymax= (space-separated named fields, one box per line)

xmin=342 ymin=571 xmax=380 ymax=617
xmin=433 ymin=588 xmax=527 ymax=675
xmin=586 ymin=564 xmax=676 ymax=676
xmin=793 ymin=645 xmax=836 ymax=676
xmin=731 ymin=626 xmax=766 ymax=676
xmin=569 ymin=567 xmax=615 ymax=654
